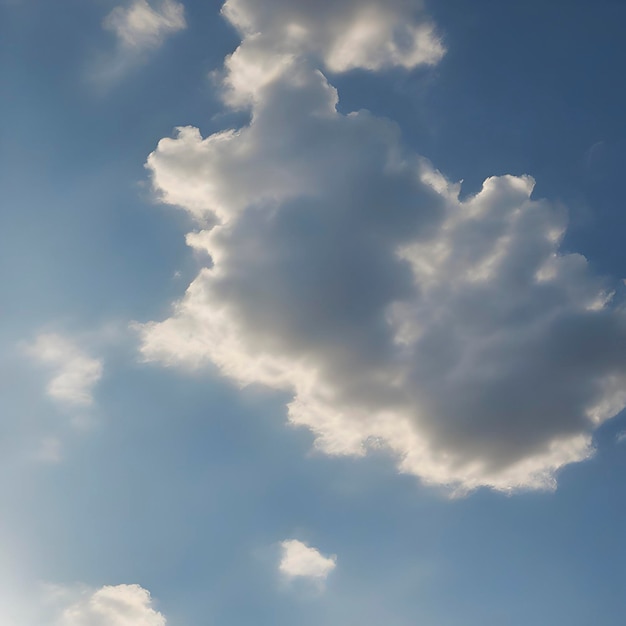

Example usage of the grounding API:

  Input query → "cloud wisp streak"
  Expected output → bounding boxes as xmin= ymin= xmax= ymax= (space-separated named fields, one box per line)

xmin=137 ymin=0 xmax=626 ymax=493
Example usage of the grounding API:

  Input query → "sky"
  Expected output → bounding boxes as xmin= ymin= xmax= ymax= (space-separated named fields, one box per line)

xmin=1 ymin=0 xmax=626 ymax=624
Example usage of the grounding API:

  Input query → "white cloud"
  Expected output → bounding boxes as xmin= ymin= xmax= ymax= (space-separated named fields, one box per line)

xmin=137 ymin=0 xmax=626 ymax=493
xmin=26 ymin=333 xmax=103 ymax=408
xmin=104 ymin=0 xmax=186 ymax=51
xmin=279 ymin=539 xmax=337 ymax=581
xmin=219 ymin=0 xmax=444 ymax=107
xmin=57 ymin=584 xmax=166 ymax=626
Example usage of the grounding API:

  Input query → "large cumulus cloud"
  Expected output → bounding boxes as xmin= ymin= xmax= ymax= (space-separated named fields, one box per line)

xmin=138 ymin=0 xmax=626 ymax=492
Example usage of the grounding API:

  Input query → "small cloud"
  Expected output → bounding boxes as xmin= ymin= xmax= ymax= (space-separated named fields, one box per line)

xmin=104 ymin=0 xmax=186 ymax=52
xmin=616 ymin=431 xmax=626 ymax=444
xmin=25 ymin=333 xmax=103 ymax=409
xmin=55 ymin=584 xmax=167 ymax=626
xmin=279 ymin=539 xmax=337 ymax=582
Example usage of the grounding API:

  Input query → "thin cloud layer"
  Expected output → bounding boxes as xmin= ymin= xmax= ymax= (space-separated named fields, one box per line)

xmin=26 ymin=333 xmax=103 ymax=408
xmin=58 ymin=584 xmax=166 ymax=626
xmin=104 ymin=0 xmax=186 ymax=51
xmin=279 ymin=540 xmax=337 ymax=581
xmin=138 ymin=0 xmax=626 ymax=492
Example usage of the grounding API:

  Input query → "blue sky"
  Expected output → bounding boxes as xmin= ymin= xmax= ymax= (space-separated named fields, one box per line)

xmin=1 ymin=0 xmax=626 ymax=624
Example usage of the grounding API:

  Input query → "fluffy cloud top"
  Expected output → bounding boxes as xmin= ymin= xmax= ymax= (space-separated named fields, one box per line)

xmin=58 ymin=584 xmax=166 ymax=626
xmin=279 ymin=540 xmax=337 ymax=581
xmin=220 ymin=0 xmax=443 ymax=107
xmin=138 ymin=0 xmax=626 ymax=492
xmin=104 ymin=0 xmax=186 ymax=50
xmin=26 ymin=333 xmax=103 ymax=408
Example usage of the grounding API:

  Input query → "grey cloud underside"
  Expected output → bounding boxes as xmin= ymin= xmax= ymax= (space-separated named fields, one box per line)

xmin=139 ymin=0 xmax=626 ymax=492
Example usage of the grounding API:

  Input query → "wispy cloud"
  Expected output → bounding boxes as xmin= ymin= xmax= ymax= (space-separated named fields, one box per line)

xmin=25 ymin=333 xmax=103 ymax=409
xmin=32 ymin=436 xmax=63 ymax=464
xmin=104 ymin=0 xmax=186 ymax=52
